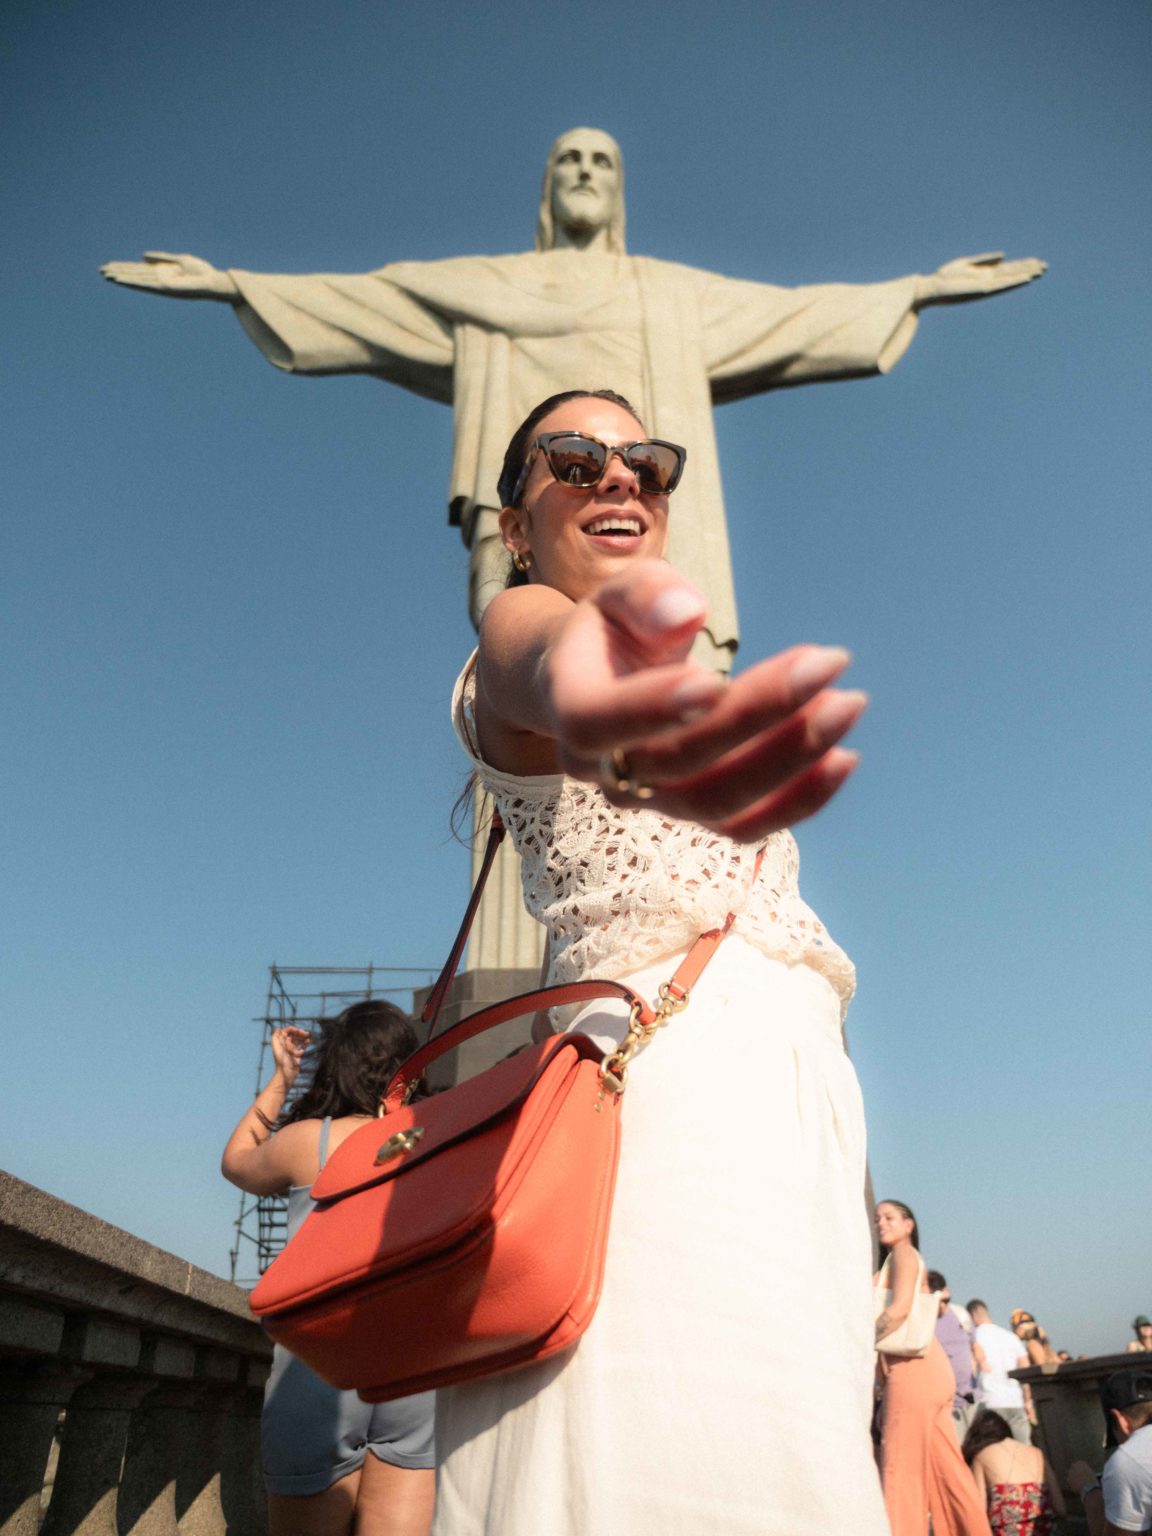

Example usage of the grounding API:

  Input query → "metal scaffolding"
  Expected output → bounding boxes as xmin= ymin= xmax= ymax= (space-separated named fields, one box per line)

xmin=228 ymin=962 xmax=435 ymax=1286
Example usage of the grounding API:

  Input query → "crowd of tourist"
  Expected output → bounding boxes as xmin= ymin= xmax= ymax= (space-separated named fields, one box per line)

xmin=873 ymin=1198 xmax=1152 ymax=1535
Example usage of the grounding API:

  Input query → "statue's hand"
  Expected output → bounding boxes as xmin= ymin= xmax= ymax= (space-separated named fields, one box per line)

xmin=99 ymin=252 xmax=239 ymax=302
xmin=917 ymin=252 xmax=1047 ymax=307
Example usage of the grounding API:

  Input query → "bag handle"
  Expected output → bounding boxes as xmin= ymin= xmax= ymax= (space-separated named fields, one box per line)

xmin=398 ymin=803 xmax=767 ymax=1107
xmin=419 ymin=810 xmax=507 ymax=1037
xmin=384 ymin=977 xmax=648 ymax=1113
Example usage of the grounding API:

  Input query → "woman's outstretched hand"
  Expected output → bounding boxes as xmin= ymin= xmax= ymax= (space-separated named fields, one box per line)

xmin=546 ymin=561 xmax=867 ymax=841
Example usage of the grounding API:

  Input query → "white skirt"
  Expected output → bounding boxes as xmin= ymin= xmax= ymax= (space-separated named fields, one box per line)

xmin=433 ymin=938 xmax=890 ymax=1535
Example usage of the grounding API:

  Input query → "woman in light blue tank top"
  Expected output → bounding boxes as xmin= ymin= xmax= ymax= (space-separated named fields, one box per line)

xmin=223 ymin=1001 xmax=436 ymax=1536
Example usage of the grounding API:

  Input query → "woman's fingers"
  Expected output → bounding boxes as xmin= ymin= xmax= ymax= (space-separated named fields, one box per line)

xmin=544 ymin=560 xmax=865 ymax=835
xmin=271 ymin=1025 xmax=309 ymax=1071
xmin=699 ymin=748 xmax=860 ymax=843
xmin=598 ymin=749 xmax=858 ymax=844
xmin=555 ymin=633 xmax=859 ymax=778
xmin=600 ymin=647 xmax=854 ymax=781
xmin=590 ymin=560 xmax=708 ymax=664
xmin=560 ymin=655 xmax=865 ymax=836
xmin=550 ymin=565 xmax=855 ymax=760
xmin=548 ymin=600 xmax=726 ymax=755
xmin=551 ymin=659 xmax=726 ymax=758
xmin=612 ymin=689 xmax=868 ymax=825
xmin=593 ymin=690 xmax=866 ymax=834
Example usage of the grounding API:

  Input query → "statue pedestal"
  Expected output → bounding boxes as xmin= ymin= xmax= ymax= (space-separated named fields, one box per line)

xmin=412 ymin=789 xmax=545 ymax=1089
xmin=413 ymin=966 xmax=540 ymax=1090
xmin=466 ymin=791 xmax=545 ymax=971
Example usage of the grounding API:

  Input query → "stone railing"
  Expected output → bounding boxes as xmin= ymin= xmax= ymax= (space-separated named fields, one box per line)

xmin=1013 ymin=1352 xmax=1150 ymax=1532
xmin=0 ymin=1171 xmax=271 ymax=1536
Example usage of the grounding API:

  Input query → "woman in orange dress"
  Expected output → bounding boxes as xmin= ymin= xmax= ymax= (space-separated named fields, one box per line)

xmin=874 ymin=1200 xmax=993 ymax=1536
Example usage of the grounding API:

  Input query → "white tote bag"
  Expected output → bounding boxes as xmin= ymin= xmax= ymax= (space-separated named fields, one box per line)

xmin=873 ymin=1256 xmax=940 ymax=1357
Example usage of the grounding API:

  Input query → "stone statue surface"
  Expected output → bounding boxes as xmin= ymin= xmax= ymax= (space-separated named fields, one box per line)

xmin=102 ymin=127 xmax=1045 ymax=671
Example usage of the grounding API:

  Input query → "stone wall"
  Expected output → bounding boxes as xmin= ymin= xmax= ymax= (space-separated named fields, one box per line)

xmin=0 ymin=1171 xmax=271 ymax=1536
xmin=1013 ymin=1352 xmax=1151 ymax=1533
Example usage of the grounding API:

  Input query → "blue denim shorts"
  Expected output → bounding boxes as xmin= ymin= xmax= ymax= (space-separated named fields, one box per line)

xmin=261 ymin=1346 xmax=435 ymax=1495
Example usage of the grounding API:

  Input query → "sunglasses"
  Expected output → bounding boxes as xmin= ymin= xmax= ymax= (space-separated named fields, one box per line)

xmin=513 ymin=431 xmax=687 ymax=505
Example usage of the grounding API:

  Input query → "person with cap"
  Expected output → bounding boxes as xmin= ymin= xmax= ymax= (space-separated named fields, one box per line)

xmin=1128 ymin=1317 xmax=1152 ymax=1355
xmin=1067 ymin=1369 xmax=1152 ymax=1534
xmin=1012 ymin=1309 xmax=1060 ymax=1368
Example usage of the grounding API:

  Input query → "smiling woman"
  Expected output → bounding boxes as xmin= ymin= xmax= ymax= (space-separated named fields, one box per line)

xmin=429 ymin=389 xmax=888 ymax=1535
xmin=873 ymin=1201 xmax=994 ymax=1536
xmin=493 ymin=392 xmax=676 ymax=618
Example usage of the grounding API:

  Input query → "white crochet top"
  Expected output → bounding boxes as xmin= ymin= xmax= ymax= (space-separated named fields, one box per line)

xmin=453 ymin=655 xmax=856 ymax=1011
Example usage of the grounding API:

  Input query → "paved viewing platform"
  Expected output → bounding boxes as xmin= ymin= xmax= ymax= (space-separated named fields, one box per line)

xmin=0 ymin=1171 xmax=269 ymax=1536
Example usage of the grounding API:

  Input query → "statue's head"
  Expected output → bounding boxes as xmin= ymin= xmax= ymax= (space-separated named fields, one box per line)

xmin=536 ymin=127 xmax=626 ymax=254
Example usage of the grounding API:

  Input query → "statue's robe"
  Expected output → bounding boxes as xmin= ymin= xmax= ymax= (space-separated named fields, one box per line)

xmin=230 ymin=250 xmax=920 ymax=655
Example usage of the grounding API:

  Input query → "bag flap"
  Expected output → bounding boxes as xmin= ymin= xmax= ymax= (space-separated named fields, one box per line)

xmin=310 ymin=1031 xmax=601 ymax=1203
xmin=250 ymin=1033 xmax=617 ymax=1320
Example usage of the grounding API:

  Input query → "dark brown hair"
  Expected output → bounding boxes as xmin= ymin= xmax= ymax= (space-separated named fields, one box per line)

xmin=876 ymin=1199 xmax=921 ymax=1256
xmin=279 ymin=1000 xmax=419 ymax=1124
xmin=961 ymin=1410 xmax=1014 ymax=1465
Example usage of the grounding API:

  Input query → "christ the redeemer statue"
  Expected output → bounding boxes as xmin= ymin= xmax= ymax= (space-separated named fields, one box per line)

xmin=103 ymin=127 xmax=1044 ymax=669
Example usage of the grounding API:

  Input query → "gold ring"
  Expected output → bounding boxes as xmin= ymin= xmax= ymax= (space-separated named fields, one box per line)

xmin=600 ymin=747 xmax=656 ymax=801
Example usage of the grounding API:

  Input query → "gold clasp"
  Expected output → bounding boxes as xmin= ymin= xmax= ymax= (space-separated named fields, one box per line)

xmin=598 ymin=976 xmax=693 ymax=1094
xmin=599 ymin=997 xmax=655 ymax=1095
xmin=374 ymin=1126 xmax=425 ymax=1165
xmin=655 ymin=982 xmax=690 ymax=1020
xmin=597 ymin=967 xmax=695 ymax=1097
xmin=598 ymin=1063 xmax=629 ymax=1095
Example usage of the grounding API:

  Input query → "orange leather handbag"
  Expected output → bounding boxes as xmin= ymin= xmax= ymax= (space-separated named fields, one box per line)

xmin=249 ymin=815 xmax=752 ymax=1402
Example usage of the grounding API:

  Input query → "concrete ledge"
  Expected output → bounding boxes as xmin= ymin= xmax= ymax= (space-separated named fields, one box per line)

xmin=0 ymin=1170 xmax=267 ymax=1356
xmin=0 ymin=1170 xmax=269 ymax=1536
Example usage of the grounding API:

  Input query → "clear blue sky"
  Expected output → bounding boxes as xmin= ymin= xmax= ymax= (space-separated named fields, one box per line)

xmin=3 ymin=0 xmax=1149 ymax=1356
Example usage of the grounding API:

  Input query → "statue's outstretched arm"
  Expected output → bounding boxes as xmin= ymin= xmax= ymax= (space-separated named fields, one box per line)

xmin=914 ymin=252 xmax=1046 ymax=308
xmin=100 ymin=252 xmax=240 ymax=303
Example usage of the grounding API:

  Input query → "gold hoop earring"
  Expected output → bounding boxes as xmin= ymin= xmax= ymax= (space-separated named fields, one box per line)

xmin=512 ymin=549 xmax=531 ymax=575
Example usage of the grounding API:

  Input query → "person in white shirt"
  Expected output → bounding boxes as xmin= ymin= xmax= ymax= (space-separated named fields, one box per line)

xmin=950 ymin=1300 xmax=976 ymax=1334
xmin=1068 ymin=1369 xmax=1152 ymax=1535
xmin=967 ymin=1299 xmax=1033 ymax=1442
